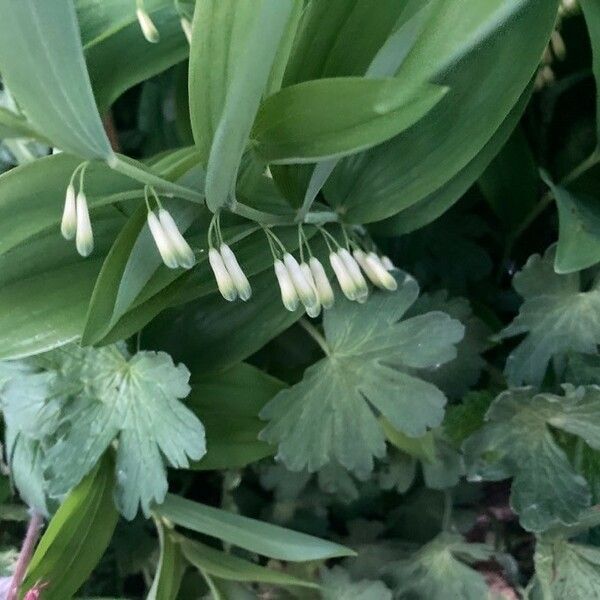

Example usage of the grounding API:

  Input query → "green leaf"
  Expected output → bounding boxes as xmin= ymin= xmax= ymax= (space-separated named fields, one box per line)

xmin=498 ymin=246 xmax=600 ymax=386
xmin=373 ymin=83 xmax=533 ymax=235
xmin=0 ymin=107 xmax=44 ymax=141
xmin=20 ymin=454 xmax=119 ymax=600
xmin=479 ymin=126 xmax=538 ymax=230
xmin=187 ymin=363 xmax=283 ymax=470
xmin=581 ymin=0 xmax=600 ymax=143
xmin=444 ymin=391 xmax=494 ymax=448
xmin=463 ymin=386 xmax=600 ymax=532
xmin=147 ymin=519 xmax=185 ymax=600
xmin=142 ymin=266 xmax=303 ymax=375
xmin=320 ymin=566 xmax=391 ymax=600
xmin=79 ymin=0 xmax=189 ymax=113
xmin=406 ymin=291 xmax=491 ymax=399
xmin=43 ymin=345 xmax=205 ymax=519
xmin=180 ymin=536 xmax=318 ymax=588
xmin=325 ymin=0 xmax=559 ymax=223
xmin=384 ymin=533 xmax=493 ymax=600
xmin=0 ymin=154 xmax=137 ymax=257
xmin=543 ymin=171 xmax=600 ymax=273
xmin=253 ymin=77 xmax=446 ymax=164
xmin=0 ymin=212 xmax=124 ymax=360
xmin=259 ymin=272 xmax=464 ymax=475
xmin=0 ymin=0 xmax=112 ymax=159
xmin=189 ymin=0 xmax=296 ymax=211
xmin=535 ymin=537 xmax=600 ymax=600
xmin=156 ymin=494 xmax=354 ymax=562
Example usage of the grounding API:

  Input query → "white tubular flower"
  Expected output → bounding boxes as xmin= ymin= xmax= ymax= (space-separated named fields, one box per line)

xmin=309 ymin=256 xmax=334 ymax=309
xmin=136 ymin=8 xmax=160 ymax=43
xmin=158 ymin=208 xmax=195 ymax=269
xmin=180 ymin=17 xmax=193 ymax=44
xmin=338 ymin=248 xmax=368 ymax=301
xmin=366 ymin=252 xmax=398 ymax=291
xmin=381 ymin=255 xmax=395 ymax=271
xmin=353 ymin=249 xmax=380 ymax=285
xmin=283 ymin=253 xmax=318 ymax=311
xmin=60 ymin=184 xmax=77 ymax=240
xmin=220 ymin=244 xmax=252 ymax=301
xmin=148 ymin=211 xmax=178 ymax=269
xmin=300 ymin=262 xmax=321 ymax=318
xmin=329 ymin=251 xmax=356 ymax=300
xmin=209 ymin=247 xmax=237 ymax=301
xmin=75 ymin=192 xmax=94 ymax=257
xmin=274 ymin=259 xmax=299 ymax=312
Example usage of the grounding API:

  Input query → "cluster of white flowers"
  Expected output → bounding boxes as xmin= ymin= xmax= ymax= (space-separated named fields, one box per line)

xmin=60 ymin=163 xmax=94 ymax=257
xmin=208 ymin=244 xmax=252 ymax=302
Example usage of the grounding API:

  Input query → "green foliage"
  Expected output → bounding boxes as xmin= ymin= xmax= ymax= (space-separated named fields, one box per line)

xmin=498 ymin=246 xmax=600 ymax=386
xmin=1 ymin=1 xmax=600 ymax=597
xmin=260 ymin=272 xmax=464 ymax=475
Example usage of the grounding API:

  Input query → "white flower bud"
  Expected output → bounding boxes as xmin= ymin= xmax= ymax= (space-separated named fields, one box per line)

xmin=338 ymin=248 xmax=368 ymax=300
xmin=75 ymin=192 xmax=93 ymax=257
xmin=308 ymin=257 xmax=334 ymax=309
xmin=209 ymin=247 xmax=237 ymax=301
xmin=366 ymin=252 xmax=397 ymax=291
xmin=274 ymin=259 xmax=299 ymax=312
xmin=283 ymin=253 xmax=318 ymax=310
xmin=60 ymin=184 xmax=77 ymax=240
xmin=329 ymin=252 xmax=356 ymax=300
xmin=148 ymin=211 xmax=178 ymax=269
xmin=180 ymin=17 xmax=193 ymax=44
xmin=158 ymin=208 xmax=195 ymax=269
xmin=300 ymin=262 xmax=321 ymax=318
xmin=136 ymin=8 xmax=160 ymax=43
xmin=380 ymin=255 xmax=395 ymax=271
xmin=220 ymin=244 xmax=252 ymax=301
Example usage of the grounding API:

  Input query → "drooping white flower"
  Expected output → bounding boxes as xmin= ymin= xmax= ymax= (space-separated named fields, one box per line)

xmin=353 ymin=250 xmax=397 ymax=291
xmin=158 ymin=208 xmax=195 ymax=269
xmin=147 ymin=211 xmax=178 ymax=269
xmin=220 ymin=244 xmax=252 ymax=301
xmin=136 ymin=7 xmax=160 ymax=43
xmin=209 ymin=247 xmax=237 ymax=301
xmin=338 ymin=248 xmax=368 ymax=302
xmin=365 ymin=252 xmax=397 ymax=291
xmin=274 ymin=259 xmax=299 ymax=311
xmin=180 ymin=17 xmax=193 ymax=44
xmin=283 ymin=253 xmax=318 ymax=311
xmin=300 ymin=262 xmax=321 ymax=318
xmin=329 ymin=251 xmax=356 ymax=300
xmin=60 ymin=184 xmax=77 ymax=240
xmin=75 ymin=192 xmax=94 ymax=257
xmin=380 ymin=255 xmax=395 ymax=271
xmin=309 ymin=256 xmax=334 ymax=309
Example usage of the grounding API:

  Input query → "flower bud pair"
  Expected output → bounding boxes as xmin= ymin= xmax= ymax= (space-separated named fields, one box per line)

xmin=61 ymin=184 xmax=93 ymax=257
xmin=209 ymin=244 xmax=252 ymax=302
xmin=329 ymin=250 xmax=368 ymax=303
xmin=147 ymin=209 xmax=195 ymax=269
xmin=353 ymin=250 xmax=397 ymax=291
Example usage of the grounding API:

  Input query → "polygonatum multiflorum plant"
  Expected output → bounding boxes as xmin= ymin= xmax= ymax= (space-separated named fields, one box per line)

xmin=0 ymin=0 xmax=599 ymax=598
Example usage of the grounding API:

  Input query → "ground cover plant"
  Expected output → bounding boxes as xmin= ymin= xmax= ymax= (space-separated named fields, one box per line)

xmin=0 ymin=0 xmax=598 ymax=598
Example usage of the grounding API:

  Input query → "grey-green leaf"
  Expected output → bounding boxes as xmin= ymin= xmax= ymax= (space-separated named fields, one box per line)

xmin=0 ymin=0 xmax=112 ymax=159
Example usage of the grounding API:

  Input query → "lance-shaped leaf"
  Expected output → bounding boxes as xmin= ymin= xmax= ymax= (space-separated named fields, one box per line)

xmin=463 ymin=386 xmax=600 ymax=532
xmin=20 ymin=454 xmax=119 ymax=600
xmin=0 ymin=0 xmax=112 ymax=159
xmin=43 ymin=344 xmax=206 ymax=520
xmin=383 ymin=533 xmax=494 ymax=600
xmin=497 ymin=246 xmax=600 ymax=386
xmin=189 ymin=0 xmax=297 ymax=211
xmin=259 ymin=272 xmax=464 ymax=475
xmin=253 ymin=77 xmax=446 ymax=164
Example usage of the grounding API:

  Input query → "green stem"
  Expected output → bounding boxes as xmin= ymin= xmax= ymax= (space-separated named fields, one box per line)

xmin=299 ymin=318 xmax=330 ymax=356
xmin=441 ymin=489 xmax=453 ymax=532
xmin=107 ymin=155 xmax=204 ymax=204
